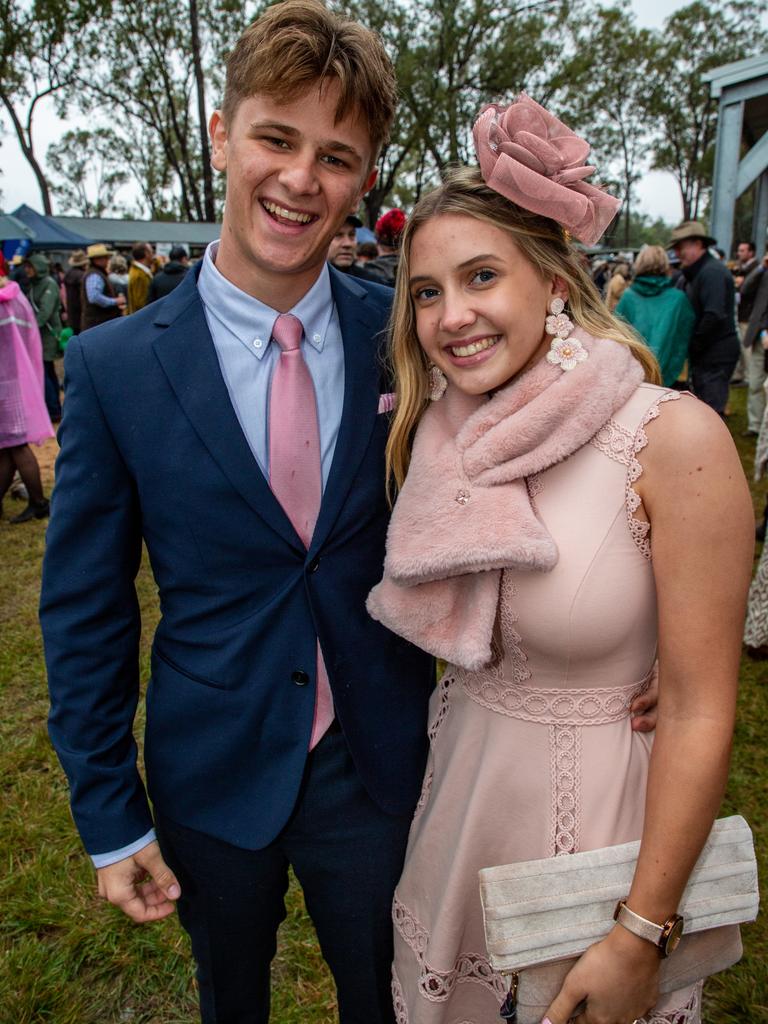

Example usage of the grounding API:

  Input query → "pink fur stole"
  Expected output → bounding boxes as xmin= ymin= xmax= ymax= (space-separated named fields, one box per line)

xmin=367 ymin=330 xmax=644 ymax=669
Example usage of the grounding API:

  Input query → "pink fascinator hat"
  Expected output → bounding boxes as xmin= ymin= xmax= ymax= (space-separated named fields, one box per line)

xmin=472 ymin=94 xmax=620 ymax=247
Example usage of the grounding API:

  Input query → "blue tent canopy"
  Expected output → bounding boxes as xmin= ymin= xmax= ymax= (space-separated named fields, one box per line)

xmin=10 ymin=204 xmax=92 ymax=250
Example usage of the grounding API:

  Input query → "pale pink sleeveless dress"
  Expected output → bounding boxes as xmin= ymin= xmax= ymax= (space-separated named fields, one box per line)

xmin=392 ymin=384 xmax=703 ymax=1024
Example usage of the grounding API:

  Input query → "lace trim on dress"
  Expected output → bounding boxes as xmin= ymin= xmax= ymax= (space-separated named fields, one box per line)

xmin=392 ymin=967 xmax=409 ymax=1024
xmin=484 ymin=573 xmax=532 ymax=684
xmin=550 ymin=724 xmax=582 ymax=855
xmin=641 ymin=981 xmax=702 ymax=1024
xmin=413 ymin=673 xmax=454 ymax=824
xmin=590 ymin=417 xmax=636 ymax=466
xmin=625 ymin=391 xmax=681 ymax=559
xmin=459 ymin=671 xmax=650 ymax=726
xmin=393 ymin=894 xmax=507 ymax=1004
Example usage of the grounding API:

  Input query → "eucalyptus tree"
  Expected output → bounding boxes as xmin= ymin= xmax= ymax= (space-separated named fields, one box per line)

xmin=644 ymin=0 xmax=768 ymax=221
xmin=47 ymin=127 xmax=130 ymax=217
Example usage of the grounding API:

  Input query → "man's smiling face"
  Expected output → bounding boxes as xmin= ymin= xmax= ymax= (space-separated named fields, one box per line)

xmin=210 ymin=83 xmax=377 ymax=306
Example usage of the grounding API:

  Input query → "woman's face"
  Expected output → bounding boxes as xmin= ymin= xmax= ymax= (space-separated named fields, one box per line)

xmin=408 ymin=213 xmax=567 ymax=395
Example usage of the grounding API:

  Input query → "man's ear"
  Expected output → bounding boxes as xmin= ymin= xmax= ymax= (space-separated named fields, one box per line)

xmin=210 ymin=110 xmax=228 ymax=173
xmin=356 ymin=166 xmax=378 ymax=208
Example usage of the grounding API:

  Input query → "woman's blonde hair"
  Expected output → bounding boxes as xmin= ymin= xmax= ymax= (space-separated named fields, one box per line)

xmin=385 ymin=166 xmax=660 ymax=495
xmin=633 ymin=244 xmax=669 ymax=278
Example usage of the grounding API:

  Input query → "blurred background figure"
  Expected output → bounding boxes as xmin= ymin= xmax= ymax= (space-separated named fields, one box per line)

xmin=356 ymin=241 xmax=378 ymax=264
xmin=366 ymin=208 xmax=406 ymax=285
xmin=615 ymin=245 xmax=695 ymax=388
xmin=63 ymin=250 xmax=88 ymax=337
xmin=23 ymin=254 xmax=63 ymax=423
xmin=605 ymin=260 xmax=630 ymax=312
xmin=108 ymin=255 xmax=129 ymax=300
xmin=327 ymin=216 xmax=383 ymax=282
xmin=147 ymin=245 xmax=190 ymax=302
xmin=671 ymin=220 xmax=739 ymax=417
xmin=0 ymin=271 xmax=54 ymax=522
xmin=127 ymin=242 xmax=154 ymax=313
xmin=734 ymin=240 xmax=765 ymax=433
xmin=81 ymin=243 xmax=125 ymax=331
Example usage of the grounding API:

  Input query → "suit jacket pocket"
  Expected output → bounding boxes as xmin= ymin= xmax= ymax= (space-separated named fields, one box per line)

xmin=153 ymin=645 xmax=230 ymax=690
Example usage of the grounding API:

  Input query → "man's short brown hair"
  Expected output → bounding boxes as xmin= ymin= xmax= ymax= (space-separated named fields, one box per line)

xmin=222 ymin=0 xmax=397 ymax=160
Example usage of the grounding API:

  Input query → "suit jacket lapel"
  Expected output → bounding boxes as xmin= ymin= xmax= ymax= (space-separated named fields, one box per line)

xmin=151 ymin=271 xmax=304 ymax=552
xmin=311 ymin=270 xmax=384 ymax=553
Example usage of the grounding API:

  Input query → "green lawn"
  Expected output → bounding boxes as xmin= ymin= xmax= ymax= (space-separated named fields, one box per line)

xmin=0 ymin=386 xmax=766 ymax=1023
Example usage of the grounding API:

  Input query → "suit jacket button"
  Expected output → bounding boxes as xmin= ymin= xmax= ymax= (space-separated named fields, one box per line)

xmin=292 ymin=670 xmax=309 ymax=686
xmin=308 ymin=556 xmax=321 ymax=573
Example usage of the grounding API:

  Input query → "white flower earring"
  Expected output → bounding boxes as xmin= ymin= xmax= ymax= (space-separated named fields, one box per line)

xmin=428 ymin=364 xmax=448 ymax=401
xmin=545 ymin=297 xmax=587 ymax=372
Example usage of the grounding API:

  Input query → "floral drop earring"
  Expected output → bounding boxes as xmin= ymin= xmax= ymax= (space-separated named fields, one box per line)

xmin=428 ymin=364 xmax=448 ymax=401
xmin=545 ymin=297 xmax=587 ymax=372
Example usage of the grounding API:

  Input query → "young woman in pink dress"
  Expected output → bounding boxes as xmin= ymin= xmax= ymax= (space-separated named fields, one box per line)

xmin=368 ymin=96 xmax=753 ymax=1024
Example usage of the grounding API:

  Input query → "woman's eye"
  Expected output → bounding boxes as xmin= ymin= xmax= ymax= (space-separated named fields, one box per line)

xmin=414 ymin=286 xmax=439 ymax=301
xmin=471 ymin=268 xmax=496 ymax=285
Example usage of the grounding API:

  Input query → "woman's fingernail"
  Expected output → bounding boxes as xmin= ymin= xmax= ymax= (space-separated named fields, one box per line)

xmin=168 ymin=883 xmax=181 ymax=899
xmin=541 ymin=1018 xmax=553 ymax=1024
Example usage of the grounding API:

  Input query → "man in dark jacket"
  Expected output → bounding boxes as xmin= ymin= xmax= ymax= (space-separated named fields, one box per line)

xmin=671 ymin=221 xmax=739 ymax=416
xmin=24 ymin=253 xmax=64 ymax=421
xmin=327 ymin=215 xmax=386 ymax=283
xmin=63 ymin=250 xmax=88 ymax=336
xmin=146 ymin=246 xmax=190 ymax=303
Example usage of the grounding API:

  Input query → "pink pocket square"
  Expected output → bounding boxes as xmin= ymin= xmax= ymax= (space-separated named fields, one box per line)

xmin=378 ymin=392 xmax=396 ymax=413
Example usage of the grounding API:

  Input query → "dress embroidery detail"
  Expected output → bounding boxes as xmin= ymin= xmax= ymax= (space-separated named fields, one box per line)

xmin=459 ymin=671 xmax=649 ymax=726
xmin=485 ymin=573 xmax=532 ymax=683
xmin=393 ymin=895 xmax=506 ymax=1004
xmin=640 ymin=981 xmax=702 ymax=1023
xmin=392 ymin=967 xmax=409 ymax=1024
xmin=414 ymin=673 xmax=454 ymax=824
xmin=626 ymin=391 xmax=681 ymax=559
xmin=590 ymin=417 xmax=636 ymax=466
xmin=550 ymin=723 xmax=582 ymax=855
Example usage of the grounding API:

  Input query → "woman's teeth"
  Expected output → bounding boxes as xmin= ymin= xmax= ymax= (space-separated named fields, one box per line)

xmin=450 ymin=336 xmax=500 ymax=357
xmin=262 ymin=201 xmax=314 ymax=224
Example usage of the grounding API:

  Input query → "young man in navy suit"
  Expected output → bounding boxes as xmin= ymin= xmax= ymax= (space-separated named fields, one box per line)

xmin=41 ymin=3 xmax=434 ymax=1020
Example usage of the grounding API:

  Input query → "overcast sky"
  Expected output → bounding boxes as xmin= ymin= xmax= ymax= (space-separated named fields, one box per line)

xmin=1 ymin=0 xmax=692 ymax=224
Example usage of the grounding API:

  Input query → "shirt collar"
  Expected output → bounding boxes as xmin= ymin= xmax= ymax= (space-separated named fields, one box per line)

xmin=198 ymin=240 xmax=335 ymax=361
xmin=134 ymin=261 xmax=153 ymax=277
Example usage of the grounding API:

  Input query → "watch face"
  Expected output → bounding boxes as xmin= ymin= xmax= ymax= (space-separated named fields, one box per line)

xmin=662 ymin=916 xmax=685 ymax=956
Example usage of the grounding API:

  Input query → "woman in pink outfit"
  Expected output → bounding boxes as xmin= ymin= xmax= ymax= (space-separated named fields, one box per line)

xmin=368 ymin=97 xmax=753 ymax=1024
xmin=0 ymin=276 xmax=54 ymax=522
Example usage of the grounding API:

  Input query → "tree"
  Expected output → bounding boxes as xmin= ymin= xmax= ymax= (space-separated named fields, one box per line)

xmin=0 ymin=0 xmax=98 ymax=214
xmin=70 ymin=0 xmax=246 ymax=222
xmin=553 ymin=7 xmax=654 ymax=246
xmin=644 ymin=0 xmax=768 ymax=220
xmin=47 ymin=128 xmax=130 ymax=216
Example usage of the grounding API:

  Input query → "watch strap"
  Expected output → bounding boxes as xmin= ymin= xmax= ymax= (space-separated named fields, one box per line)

xmin=613 ymin=900 xmax=664 ymax=944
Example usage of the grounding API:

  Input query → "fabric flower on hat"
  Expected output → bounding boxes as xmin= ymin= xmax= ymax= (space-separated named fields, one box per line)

xmin=472 ymin=94 xmax=620 ymax=246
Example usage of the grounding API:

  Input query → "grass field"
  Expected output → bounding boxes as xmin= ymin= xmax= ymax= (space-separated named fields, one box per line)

xmin=0 ymin=386 xmax=766 ymax=1023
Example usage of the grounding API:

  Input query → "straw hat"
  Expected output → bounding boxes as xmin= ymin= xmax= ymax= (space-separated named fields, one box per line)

xmin=86 ymin=243 xmax=114 ymax=260
xmin=69 ymin=249 xmax=88 ymax=267
xmin=668 ymin=221 xmax=716 ymax=248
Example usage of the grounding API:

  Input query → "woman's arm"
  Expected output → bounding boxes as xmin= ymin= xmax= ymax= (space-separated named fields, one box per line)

xmin=544 ymin=396 xmax=753 ymax=1024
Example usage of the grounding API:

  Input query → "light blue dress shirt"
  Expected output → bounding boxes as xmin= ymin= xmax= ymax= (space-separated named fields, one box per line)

xmin=91 ymin=242 xmax=346 ymax=869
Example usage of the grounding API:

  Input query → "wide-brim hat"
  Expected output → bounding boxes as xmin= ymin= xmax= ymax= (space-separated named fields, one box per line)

xmin=69 ymin=249 xmax=88 ymax=267
xmin=86 ymin=243 xmax=114 ymax=260
xmin=669 ymin=221 xmax=716 ymax=248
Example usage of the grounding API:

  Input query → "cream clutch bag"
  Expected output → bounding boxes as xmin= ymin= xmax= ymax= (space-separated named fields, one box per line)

xmin=479 ymin=815 xmax=758 ymax=1024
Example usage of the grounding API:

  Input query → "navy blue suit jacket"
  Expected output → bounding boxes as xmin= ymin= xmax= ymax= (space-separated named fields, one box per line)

xmin=41 ymin=266 xmax=434 ymax=856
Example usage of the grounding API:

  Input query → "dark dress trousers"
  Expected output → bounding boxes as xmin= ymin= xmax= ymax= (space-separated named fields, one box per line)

xmin=41 ymin=265 xmax=434 ymax=1022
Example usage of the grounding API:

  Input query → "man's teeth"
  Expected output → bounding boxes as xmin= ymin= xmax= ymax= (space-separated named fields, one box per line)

xmin=263 ymin=201 xmax=314 ymax=224
xmin=450 ymin=336 xmax=500 ymax=357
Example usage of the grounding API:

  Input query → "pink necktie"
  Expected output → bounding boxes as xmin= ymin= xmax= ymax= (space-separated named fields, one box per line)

xmin=269 ymin=313 xmax=334 ymax=749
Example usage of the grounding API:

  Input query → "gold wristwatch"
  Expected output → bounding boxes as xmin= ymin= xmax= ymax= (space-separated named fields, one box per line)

xmin=613 ymin=900 xmax=685 ymax=958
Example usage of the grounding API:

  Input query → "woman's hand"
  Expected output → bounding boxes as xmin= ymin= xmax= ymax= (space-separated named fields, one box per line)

xmin=542 ymin=926 xmax=660 ymax=1024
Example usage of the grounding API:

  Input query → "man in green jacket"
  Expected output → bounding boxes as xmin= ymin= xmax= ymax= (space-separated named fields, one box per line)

xmin=24 ymin=253 xmax=63 ymax=422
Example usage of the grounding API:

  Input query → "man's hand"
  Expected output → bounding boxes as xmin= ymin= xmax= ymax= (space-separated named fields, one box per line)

xmin=116 ymin=294 xmax=127 ymax=309
xmin=630 ymin=662 xmax=659 ymax=733
xmin=97 ymin=840 xmax=181 ymax=923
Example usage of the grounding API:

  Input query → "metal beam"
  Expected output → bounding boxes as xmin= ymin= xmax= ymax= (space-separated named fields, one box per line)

xmin=710 ymin=100 xmax=744 ymax=257
xmin=737 ymin=130 xmax=768 ymax=194
xmin=713 ymin=75 xmax=768 ymax=106
xmin=753 ymin=172 xmax=768 ymax=254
